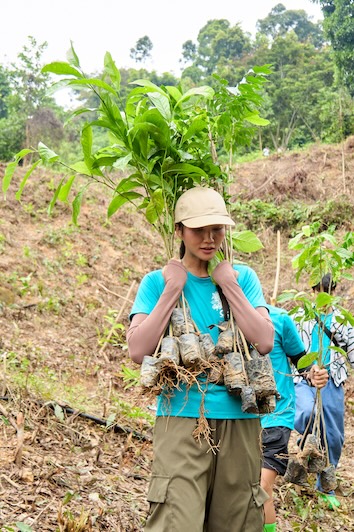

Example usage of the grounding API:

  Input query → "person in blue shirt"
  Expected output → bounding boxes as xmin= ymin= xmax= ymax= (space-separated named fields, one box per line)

xmin=261 ymin=305 xmax=328 ymax=532
xmin=294 ymin=274 xmax=354 ymax=510
xmin=127 ymin=186 xmax=274 ymax=532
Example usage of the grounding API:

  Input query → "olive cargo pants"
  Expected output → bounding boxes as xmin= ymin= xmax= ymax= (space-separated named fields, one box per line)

xmin=144 ymin=417 xmax=268 ymax=532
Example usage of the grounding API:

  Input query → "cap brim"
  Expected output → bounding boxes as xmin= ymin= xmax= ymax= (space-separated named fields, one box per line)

xmin=181 ymin=215 xmax=235 ymax=228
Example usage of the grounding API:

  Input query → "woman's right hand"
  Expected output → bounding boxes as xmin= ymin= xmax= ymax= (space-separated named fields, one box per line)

xmin=162 ymin=259 xmax=188 ymax=290
xmin=308 ymin=366 xmax=329 ymax=389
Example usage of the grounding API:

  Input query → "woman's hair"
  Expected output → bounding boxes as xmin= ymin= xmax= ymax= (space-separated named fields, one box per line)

xmin=312 ymin=273 xmax=336 ymax=293
xmin=176 ymin=223 xmax=185 ymax=259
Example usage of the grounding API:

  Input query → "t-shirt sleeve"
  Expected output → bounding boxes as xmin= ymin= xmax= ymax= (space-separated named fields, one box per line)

xmin=234 ymin=265 xmax=267 ymax=308
xmin=282 ymin=313 xmax=306 ymax=358
xmin=129 ymin=270 xmax=164 ymax=319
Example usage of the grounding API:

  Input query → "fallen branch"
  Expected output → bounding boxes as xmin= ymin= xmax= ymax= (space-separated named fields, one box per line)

xmin=97 ymin=282 xmax=134 ymax=304
xmin=46 ymin=401 xmax=152 ymax=442
xmin=0 ymin=396 xmax=152 ymax=442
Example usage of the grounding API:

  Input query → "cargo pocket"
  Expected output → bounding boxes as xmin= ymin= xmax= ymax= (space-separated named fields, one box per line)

xmin=252 ymin=483 xmax=269 ymax=508
xmin=147 ymin=475 xmax=170 ymax=504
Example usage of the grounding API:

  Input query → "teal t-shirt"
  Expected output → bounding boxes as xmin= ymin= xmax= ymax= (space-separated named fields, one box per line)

xmin=130 ymin=264 xmax=267 ymax=419
xmin=311 ymin=313 xmax=332 ymax=369
xmin=260 ymin=305 xmax=305 ymax=430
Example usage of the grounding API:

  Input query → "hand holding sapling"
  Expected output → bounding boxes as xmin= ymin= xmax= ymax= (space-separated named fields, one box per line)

xmin=162 ymin=259 xmax=188 ymax=290
xmin=211 ymin=260 xmax=239 ymax=287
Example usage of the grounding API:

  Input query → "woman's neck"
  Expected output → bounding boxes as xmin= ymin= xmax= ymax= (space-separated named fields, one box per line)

xmin=182 ymin=257 xmax=209 ymax=277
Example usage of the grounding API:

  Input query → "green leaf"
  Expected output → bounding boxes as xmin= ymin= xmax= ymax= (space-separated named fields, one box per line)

xmin=15 ymin=524 xmax=33 ymax=532
xmin=183 ymin=117 xmax=208 ymax=141
xmin=54 ymin=404 xmax=65 ymax=422
xmin=38 ymin=142 xmax=60 ymax=163
xmin=106 ymin=413 xmax=117 ymax=427
xmin=175 ymin=86 xmax=214 ymax=107
xmin=244 ymin=114 xmax=269 ymax=126
xmin=67 ymin=41 xmax=80 ymax=67
xmin=163 ymin=163 xmax=207 ymax=177
xmin=104 ymin=52 xmax=121 ymax=91
xmin=70 ymin=161 xmax=92 ymax=176
xmin=15 ymin=160 xmax=42 ymax=201
xmin=107 ymin=191 xmax=142 ymax=218
xmin=2 ymin=161 xmax=18 ymax=197
xmin=130 ymin=79 xmax=166 ymax=96
xmin=297 ymin=352 xmax=318 ymax=370
xmin=165 ymin=85 xmax=182 ymax=102
xmin=58 ymin=175 xmax=76 ymax=202
xmin=302 ymin=225 xmax=312 ymax=237
xmin=115 ymin=177 xmax=142 ymax=193
xmin=232 ymin=230 xmax=263 ymax=253
xmin=112 ymin=154 xmax=132 ymax=170
xmin=72 ymin=187 xmax=87 ymax=225
xmin=145 ymin=199 xmax=160 ymax=223
xmin=207 ymin=250 xmax=225 ymax=280
xmin=315 ymin=292 xmax=333 ymax=308
xmin=42 ymin=62 xmax=82 ymax=77
xmin=47 ymin=178 xmax=65 ymax=215
xmin=81 ymin=125 xmax=93 ymax=162
xmin=65 ymin=78 xmax=117 ymax=95
xmin=15 ymin=149 xmax=34 ymax=162
xmin=147 ymin=92 xmax=171 ymax=121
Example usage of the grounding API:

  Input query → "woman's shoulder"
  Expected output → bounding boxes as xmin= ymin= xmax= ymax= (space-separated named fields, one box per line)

xmin=233 ymin=262 xmax=259 ymax=281
xmin=140 ymin=268 xmax=164 ymax=284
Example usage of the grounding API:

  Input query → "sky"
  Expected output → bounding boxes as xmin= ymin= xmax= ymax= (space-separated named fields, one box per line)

xmin=1 ymin=0 xmax=323 ymax=78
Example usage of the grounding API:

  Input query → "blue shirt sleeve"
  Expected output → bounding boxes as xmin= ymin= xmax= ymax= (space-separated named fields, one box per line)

xmin=129 ymin=270 xmax=164 ymax=319
xmin=282 ymin=313 xmax=306 ymax=358
xmin=234 ymin=264 xmax=267 ymax=308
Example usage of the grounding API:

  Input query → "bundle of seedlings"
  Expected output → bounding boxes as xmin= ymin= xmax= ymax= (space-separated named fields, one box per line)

xmin=217 ymin=320 xmax=256 ymax=412
xmin=140 ymin=294 xmax=214 ymax=395
xmin=244 ymin=345 xmax=278 ymax=412
xmin=284 ymin=390 xmax=336 ymax=491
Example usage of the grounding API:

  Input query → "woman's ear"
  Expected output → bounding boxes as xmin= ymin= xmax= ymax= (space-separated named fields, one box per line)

xmin=175 ymin=223 xmax=183 ymax=239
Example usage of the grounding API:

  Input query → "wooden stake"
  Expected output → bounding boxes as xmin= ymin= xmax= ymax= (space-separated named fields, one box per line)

xmin=271 ymin=230 xmax=281 ymax=306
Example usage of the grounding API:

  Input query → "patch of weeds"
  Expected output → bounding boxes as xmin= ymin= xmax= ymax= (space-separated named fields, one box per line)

xmin=76 ymin=273 xmax=89 ymax=286
xmin=119 ymin=268 xmax=131 ymax=283
xmin=97 ymin=310 xmax=126 ymax=348
xmin=42 ymin=258 xmax=64 ymax=275
xmin=75 ymin=252 xmax=88 ymax=267
xmin=118 ymin=364 xmax=140 ymax=389
xmin=41 ymin=225 xmax=78 ymax=247
xmin=37 ymin=295 xmax=65 ymax=314
xmin=22 ymin=245 xmax=35 ymax=260
xmin=110 ymin=397 xmax=155 ymax=426
xmin=285 ymin=488 xmax=327 ymax=531
xmin=154 ymin=254 xmax=165 ymax=265
xmin=0 ymin=232 xmax=6 ymax=253
xmin=231 ymin=198 xmax=354 ymax=234
xmin=22 ymin=202 xmax=35 ymax=216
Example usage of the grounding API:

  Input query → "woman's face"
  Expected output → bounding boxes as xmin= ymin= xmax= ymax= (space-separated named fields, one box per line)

xmin=176 ymin=224 xmax=226 ymax=262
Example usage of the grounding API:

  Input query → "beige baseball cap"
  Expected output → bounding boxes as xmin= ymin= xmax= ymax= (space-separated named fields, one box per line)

xmin=174 ymin=187 xmax=235 ymax=228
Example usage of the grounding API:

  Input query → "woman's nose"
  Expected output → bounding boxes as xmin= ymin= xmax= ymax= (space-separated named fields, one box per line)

xmin=204 ymin=230 xmax=214 ymax=241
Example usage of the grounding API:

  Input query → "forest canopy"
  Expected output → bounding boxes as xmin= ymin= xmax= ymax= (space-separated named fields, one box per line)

xmin=0 ymin=2 xmax=353 ymax=162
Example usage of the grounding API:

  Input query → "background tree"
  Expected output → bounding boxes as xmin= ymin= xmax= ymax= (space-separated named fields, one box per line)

xmin=0 ymin=36 xmax=64 ymax=161
xmin=181 ymin=19 xmax=251 ymax=77
xmin=257 ymin=2 xmax=324 ymax=46
xmin=313 ymin=0 xmax=354 ymax=95
xmin=130 ymin=36 xmax=153 ymax=64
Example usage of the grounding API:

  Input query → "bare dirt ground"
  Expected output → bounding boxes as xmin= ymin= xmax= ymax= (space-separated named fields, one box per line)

xmin=0 ymin=141 xmax=353 ymax=531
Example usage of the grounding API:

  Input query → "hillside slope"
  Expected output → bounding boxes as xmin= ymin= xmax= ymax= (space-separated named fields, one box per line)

xmin=0 ymin=142 xmax=353 ymax=531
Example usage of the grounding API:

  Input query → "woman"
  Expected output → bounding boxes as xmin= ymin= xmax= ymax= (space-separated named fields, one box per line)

xmin=127 ymin=186 xmax=274 ymax=532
